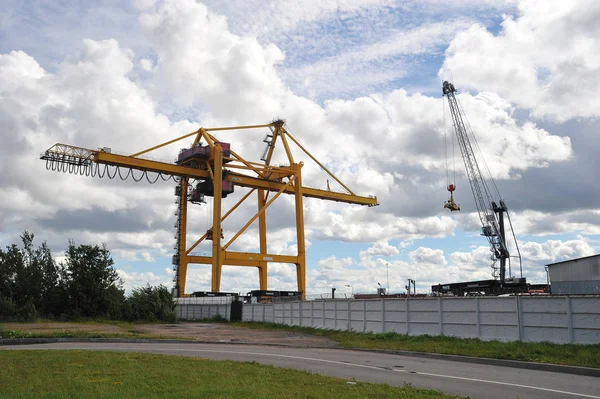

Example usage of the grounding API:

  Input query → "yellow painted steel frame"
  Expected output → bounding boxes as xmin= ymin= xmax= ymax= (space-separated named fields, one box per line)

xmin=41 ymin=121 xmax=378 ymax=300
xmin=176 ymin=122 xmax=310 ymax=298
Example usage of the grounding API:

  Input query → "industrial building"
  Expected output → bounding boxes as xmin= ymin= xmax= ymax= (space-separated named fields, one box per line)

xmin=547 ymin=254 xmax=600 ymax=294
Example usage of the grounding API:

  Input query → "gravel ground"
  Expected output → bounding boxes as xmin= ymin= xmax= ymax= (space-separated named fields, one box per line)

xmin=0 ymin=322 xmax=337 ymax=348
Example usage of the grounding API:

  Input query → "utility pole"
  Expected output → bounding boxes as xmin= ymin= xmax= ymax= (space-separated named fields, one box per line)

xmin=386 ymin=263 xmax=390 ymax=293
xmin=406 ymin=279 xmax=415 ymax=297
xmin=345 ymin=284 xmax=353 ymax=298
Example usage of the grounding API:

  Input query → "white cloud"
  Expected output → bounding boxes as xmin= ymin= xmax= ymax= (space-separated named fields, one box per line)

xmin=521 ymin=236 xmax=595 ymax=263
xmin=440 ymin=0 xmax=600 ymax=121
xmin=359 ymin=240 xmax=400 ymax=257
xmin=141 ymin=252 xmax=156 ymax=262
xmin=409 ymin=247 xmax=447 ymax=265
xmin=117 ymin=270 xmax=170 ymax=292
xmin=284 ymin=19 xmax=474 ymax=98
xmin=139 ymin=58 xmax=154 ymax=71
xmin=513 ymin=210 xmax=600 ymax=236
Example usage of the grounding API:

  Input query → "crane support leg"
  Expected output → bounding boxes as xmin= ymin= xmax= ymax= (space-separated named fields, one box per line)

xmin=211 ymin=146 xmax=224 ymax=291
xmin=294 ymin=163 xmax=306 ymax=299
xmin=176 ymin=178 xmax=189 ymax=297
xmin=258 ymin=265 xmax=268 ymax=290
xmin=258 ymin=189 xmax=268 ymax=290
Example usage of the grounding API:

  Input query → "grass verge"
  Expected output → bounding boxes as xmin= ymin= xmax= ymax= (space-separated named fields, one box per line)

xmin=0 ymin=328 xmax=182 ymax=341
xmin=233 ymin=322 xmax=600 ymax=369
xmin=0 ymin=350 xmax=462 ymax=399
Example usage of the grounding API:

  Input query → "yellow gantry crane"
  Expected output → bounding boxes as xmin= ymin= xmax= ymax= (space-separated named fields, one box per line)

xmin=41 ymin=120 xmax=378 ymax=298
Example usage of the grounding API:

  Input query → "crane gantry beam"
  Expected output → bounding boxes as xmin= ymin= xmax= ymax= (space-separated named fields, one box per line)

xmin=41 ymin=120 xmax=378 ymax=299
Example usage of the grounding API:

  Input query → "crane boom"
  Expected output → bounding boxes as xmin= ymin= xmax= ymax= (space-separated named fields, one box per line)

xmin=442 ymin=81 xmax=518 ymax=283
xmin=40 ymin=145 xmax=377 ymax=206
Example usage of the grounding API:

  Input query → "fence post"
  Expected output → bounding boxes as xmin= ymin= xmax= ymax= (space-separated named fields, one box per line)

xmin=363 ymin=300 xmax=367 ymax=332
xmin=310 ymin=301 xmax=314 ymax=327
xmin=516 ymin=296 xmax=523 ymax=341
xmin=299 ymin=301 xmax=303 ymax=326
xmin=566 ymin=297 xmax=573 ymax=343
xmin=347 ymin=299 xmax=352 ymax=331
xmin=381 ymin=298 xmax=386 ymax=333
xmin=476 ymin=296 xmax=480 ymax=339
xmin=334 ymin=299 xmax=338 ymax=329
xmin=405 ymin=298 xmax=410 ymax=335
xmin=322 ymin=300 xmax=325 ymax=327
xmin=438 ymin=297 xmax=443 ymax=336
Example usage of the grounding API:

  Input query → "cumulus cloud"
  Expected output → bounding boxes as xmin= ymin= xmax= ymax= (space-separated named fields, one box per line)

xmin=359 ymin=240 xmax=400 ymax=257
xmin=409 ymin=247 xmax=447 ymax=265
xmin=440 ymin=0 xmax=600 ymax=121
xmin=117 ymin=270 xmax=171 ymax=293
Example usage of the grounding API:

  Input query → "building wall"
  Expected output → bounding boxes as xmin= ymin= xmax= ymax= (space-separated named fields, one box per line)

xmin=549 ymin=256 xmax=600 ymax=282
xmin=240 ymin=296 xmax=600 ymax=344
xmin=552 ymin=281 xmax=600 ymax=295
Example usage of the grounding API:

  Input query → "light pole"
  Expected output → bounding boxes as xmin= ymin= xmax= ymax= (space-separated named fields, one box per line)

xmin=386 ymin=263 xmax=390 ymax=293
xmin=345 ymin=284 xmax=353 ymax=298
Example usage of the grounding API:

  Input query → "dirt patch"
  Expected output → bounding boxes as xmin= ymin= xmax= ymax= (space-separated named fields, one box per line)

xmin=137 ymin=323 xmax=337 ymax=348
xmin=1 ymin=322 xmax=127 ymax=334
xmin=0 ymin=322 xmax=337 ymax=348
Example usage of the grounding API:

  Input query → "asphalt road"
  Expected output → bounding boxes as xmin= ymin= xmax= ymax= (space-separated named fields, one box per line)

xmin=2 ymin=342 xmax=599 ymax=399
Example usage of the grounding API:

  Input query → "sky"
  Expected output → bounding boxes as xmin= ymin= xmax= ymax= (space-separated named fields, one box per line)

xmin=1 ymin=0 xmax=599 ymax=297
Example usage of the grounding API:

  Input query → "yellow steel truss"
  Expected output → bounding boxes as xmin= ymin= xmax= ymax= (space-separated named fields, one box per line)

xmin=41 ymin=120 xmax=378 ymax=298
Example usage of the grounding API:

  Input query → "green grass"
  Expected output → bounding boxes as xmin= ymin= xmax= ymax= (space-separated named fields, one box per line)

xmin=233 ymin=322 xmax=600 ymax=368
xmin=0 ymin=350 xmax=463 ymax=399
xmin=4 ymin=319 xmax=599 ymax=369
xmin=0 ymin=328 xmax=182 ymax=341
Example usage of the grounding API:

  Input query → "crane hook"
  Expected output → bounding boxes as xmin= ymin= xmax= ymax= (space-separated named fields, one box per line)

xmin=444 ymin=184 xmax=461 ymax=212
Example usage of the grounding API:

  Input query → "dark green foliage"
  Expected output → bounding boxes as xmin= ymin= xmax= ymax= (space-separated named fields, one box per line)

xmin=0 ymin=232 xmax=58 ymax=320
xmin=0 ymin=231 xmax=173 ymax=323
xmin=60 ymin=240 xmax=125 ymax=319
xmin=125 ymin=285 xmax=176 ymax=323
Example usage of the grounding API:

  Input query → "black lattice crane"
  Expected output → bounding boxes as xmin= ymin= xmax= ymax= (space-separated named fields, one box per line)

xmin=442 ymin=81 xmax=522 ymax=283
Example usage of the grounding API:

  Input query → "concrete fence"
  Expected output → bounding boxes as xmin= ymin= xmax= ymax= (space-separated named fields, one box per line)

xmin=240 ymin=296 xmax=600 ymax=344
xmin=176 ymin=298 xmax=232 ymax=321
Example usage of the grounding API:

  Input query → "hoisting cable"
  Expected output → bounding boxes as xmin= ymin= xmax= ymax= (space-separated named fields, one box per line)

xmin=506 ymin=209 xmax=523 ymax=278
xmin=43 ymin=156 xmax=179 ymax=184
xmin=456 ymin=96 xmax=501 ymax=200
xmin=443 ymin=93 xmax=449 ymax=188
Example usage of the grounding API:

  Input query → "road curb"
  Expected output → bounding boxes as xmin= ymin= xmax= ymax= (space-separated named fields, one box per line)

xmin=347 ymin=348 xmax=600 ymax=377
xmin=2 ymin=337 xmax=598 ymax=377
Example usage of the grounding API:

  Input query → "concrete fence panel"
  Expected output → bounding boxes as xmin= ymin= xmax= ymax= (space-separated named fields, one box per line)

xmin=183 ymin=296 xmax=600 ymax=344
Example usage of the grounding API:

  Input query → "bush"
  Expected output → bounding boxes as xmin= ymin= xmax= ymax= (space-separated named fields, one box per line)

xmin=0 ymin=296 xmax=37 ymax=321
xmin=125 ymin=285 xmax=176 ymax=323
xmin=0 ymin=295 xmax=17 ymax=321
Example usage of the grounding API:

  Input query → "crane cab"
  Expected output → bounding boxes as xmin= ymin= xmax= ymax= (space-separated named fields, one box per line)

xmin=206 ymin=228 xmax=224 ymax=241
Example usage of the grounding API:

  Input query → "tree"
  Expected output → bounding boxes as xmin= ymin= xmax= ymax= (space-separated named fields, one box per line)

xmin=15 ymin=232 xmax=62 ymax=316
xmin=61 ymin=241 xmax=125 ymax=319
xmin=126 ymin=285 xmax=176 ymax=323
xmin=0 ymin=243 xmax=22 ymax=299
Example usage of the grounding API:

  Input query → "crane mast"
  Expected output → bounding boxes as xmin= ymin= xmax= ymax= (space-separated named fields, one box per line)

xmin=442 ymin=81 xmax=512 ymax=283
